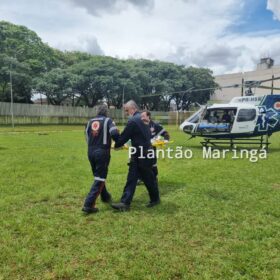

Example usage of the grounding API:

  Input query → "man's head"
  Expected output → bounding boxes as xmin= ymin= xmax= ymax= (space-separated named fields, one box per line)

xmin=97 ymin=104 xmax=109 ymax=117
xmin=141 ymin=110 xmax=151 ymax=124
xmin=123 ymin=100 xmax=139 ymax=117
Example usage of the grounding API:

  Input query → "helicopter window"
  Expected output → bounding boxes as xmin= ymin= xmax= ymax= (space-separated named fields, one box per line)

xmin=237 ymin=109 xmax=256 ymax=122
xmin=186 ymin=107 xmax=205 ymax=123
xmin=203 ymin=110 xmax=223 ymax=123
xmin=189 ymin=114 xmax=200 ymax=123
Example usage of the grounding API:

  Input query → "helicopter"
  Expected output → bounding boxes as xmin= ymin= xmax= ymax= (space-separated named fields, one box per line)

xmin=179 ymin=77 xmax=280 ymax=148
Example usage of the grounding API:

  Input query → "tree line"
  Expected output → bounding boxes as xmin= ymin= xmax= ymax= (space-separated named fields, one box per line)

xmin=0 ymin=21 xmax=217 ymax=110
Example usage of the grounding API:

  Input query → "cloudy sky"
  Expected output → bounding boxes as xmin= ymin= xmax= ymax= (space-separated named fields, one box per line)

xmin=1 ymin=0 xmax=280 ymax=75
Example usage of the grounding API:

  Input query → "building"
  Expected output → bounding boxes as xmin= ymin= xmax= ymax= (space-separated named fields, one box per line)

xmin=212 ymin=58 xmax=280 ymax=102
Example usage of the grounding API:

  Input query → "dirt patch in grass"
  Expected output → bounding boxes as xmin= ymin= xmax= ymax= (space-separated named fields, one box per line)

xmin=272 ymin=184 xmax=280 ymax=189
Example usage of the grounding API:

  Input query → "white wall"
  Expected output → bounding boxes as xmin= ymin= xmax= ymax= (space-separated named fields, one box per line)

xmin=212 ymin=66 xmax=280 ymax=102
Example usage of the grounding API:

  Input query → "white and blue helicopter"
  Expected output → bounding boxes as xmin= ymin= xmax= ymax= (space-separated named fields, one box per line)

xmin=179 ymin=78 xmax=280 ymax=148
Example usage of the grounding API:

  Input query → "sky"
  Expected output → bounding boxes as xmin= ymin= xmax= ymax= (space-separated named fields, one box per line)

xmin=1 ymin=0 xmax=280 ymax=75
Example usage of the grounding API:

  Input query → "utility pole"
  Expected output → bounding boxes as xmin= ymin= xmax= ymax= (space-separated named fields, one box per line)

xmin=122 ymin=84 xmax=125 ymax=125
xmin=9 ymin=64 xmax=14 ymax=128
xmin=241 ymin=77 xmax=244 ymax=96
xmin=271 ymin=74 xmax=274 ymax=95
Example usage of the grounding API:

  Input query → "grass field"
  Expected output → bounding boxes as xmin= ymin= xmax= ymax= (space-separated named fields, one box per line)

xmin=1 ymin=125 xmax=280 ymax=280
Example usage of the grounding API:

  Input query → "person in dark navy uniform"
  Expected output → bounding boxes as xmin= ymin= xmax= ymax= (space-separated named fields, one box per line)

xmin=82 ymin=105 xmax=119 ymax=214
xmin=111 ymin=101 xmax=160 ymax=211
xmin=140 ymin=110 xmax=170 ymax=178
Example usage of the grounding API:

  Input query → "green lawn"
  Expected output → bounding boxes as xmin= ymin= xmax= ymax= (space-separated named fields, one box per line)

xmin=0 ymin=125 xmax=280 ymax=279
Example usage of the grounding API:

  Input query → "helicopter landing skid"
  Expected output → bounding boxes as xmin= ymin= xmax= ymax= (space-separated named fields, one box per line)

xmin=200 ymin=135 xmax=270 ymax=150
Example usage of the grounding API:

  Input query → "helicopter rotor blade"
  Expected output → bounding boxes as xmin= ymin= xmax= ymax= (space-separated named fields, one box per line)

xmin=139 ymin=86 xmax=219 ymax=98
xmin=257 ymin=85 xmax=280 ymax=90
xmin=140 ymin=93 xmax=164 ymax=97
xmin=219 ymin=84 xmax=241 ymax=89
xmin=255 ymin=76 xmax=280 ymax=84
xmin=219 ymin=76 xmax=280 ymax=90
xmin=139 ymin=76 xmax=280 ymax=98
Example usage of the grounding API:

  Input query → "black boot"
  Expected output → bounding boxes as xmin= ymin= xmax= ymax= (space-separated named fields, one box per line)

xmin=111 ymin=202 xmax=130 ymax=211
xmin=146 ymin=200 xmax=160 ymax=208
xmin=82 ymin=207 xmax=99 ymax=214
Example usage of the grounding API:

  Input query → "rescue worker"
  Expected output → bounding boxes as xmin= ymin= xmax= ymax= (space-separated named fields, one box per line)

xmin=82 ymin=104 xmax=119 ymax=214
xmin=111 ymin=100 xmax=160 ymax=211
xmin=140 ymin=110 xmax=170 ymax=179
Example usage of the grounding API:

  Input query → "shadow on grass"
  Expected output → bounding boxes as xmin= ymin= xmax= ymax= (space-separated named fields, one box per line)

xmin=267 ymin=146 xmax=280 ymax=154
xmin=159 ymin=180 xmax=187 ymax=196
xmin=129 ymin=180 xmax=187 ymax=214
xmin=177 ymin=143 xmax=202 ymax=150
xmin=39 ymin=183 xmax=187 ymax=216
xmin=135 ymin=180 xmax=187 ymax=198
xmin=0 ymin=146 xmax=8 ymax=150
xmin=109 ymin=200 xmax=180 ymax=215
xmin=204 ymin=189 xmax=231 ymax=201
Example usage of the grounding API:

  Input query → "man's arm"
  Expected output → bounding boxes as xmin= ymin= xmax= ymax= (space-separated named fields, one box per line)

xmin=154 ymin=123 xmax=170 ymax=140
xmin=108 ymin=119 xmax=120 ymax=142
xmin=114 ymin=120 xmax=134 ymax=148
xmin=85 ymin=120 xmax=91 ymax=144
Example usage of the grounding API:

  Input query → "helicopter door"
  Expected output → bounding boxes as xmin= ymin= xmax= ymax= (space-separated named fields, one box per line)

xmin=231 ymin=108 xmax=257 ymax=134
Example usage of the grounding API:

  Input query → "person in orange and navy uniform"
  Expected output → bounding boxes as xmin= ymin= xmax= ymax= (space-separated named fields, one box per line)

xmin=82 ymin=104 xmax=119 ymax=214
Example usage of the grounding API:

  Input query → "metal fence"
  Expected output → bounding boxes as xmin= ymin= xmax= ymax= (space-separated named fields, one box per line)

xmin=0 ymin=102 xmax=194 ymax=125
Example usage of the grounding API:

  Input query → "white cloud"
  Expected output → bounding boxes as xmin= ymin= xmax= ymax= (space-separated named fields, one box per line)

xmin=57 ymin=37 xmax=104 ymax=55
xmin=267 ymin=0 xmax=280 ymax=20
xmin=66 ymin=0 xmax=155 ymax=15
xmin=1 ymin=0 xmax=280 ymax=75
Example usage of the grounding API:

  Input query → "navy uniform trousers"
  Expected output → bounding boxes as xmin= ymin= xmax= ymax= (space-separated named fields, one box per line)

xmin=151 ymin=146 xmax=158 ymax=177
xmin=139 ymin=147 xmax=158 ymax=180
xmin=83 ymin=148 xmax=111 ymax=208
xmin=121 ymin=152 xmax=159 ymax=205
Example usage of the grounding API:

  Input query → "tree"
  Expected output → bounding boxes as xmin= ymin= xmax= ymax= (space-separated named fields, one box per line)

xmin=182 ymin=67 xmax=217 ymax=110
xmin=0 ymin=21 xmax=217 ymax=109
xmin=0 ymin=21 xmax=62 ymax=102
xmin=34 ymin=68 xmax=76 ymax=105
xmin=0 ymin=54 xmax=32 ymax=103
xmin=69 ymin=57 xmax=139 ymax=108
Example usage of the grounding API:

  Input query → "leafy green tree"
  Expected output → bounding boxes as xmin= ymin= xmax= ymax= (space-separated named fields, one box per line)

xmin=60 ymin=51 xmax=93 ymax=67
xmin=68 ymin=57 xmax=138 ymax=108
xmin=182 ymin=67 xmax=217 ymax=110
xmin=34 ymin=68 xmax=77 ymax=105
xmin=0 ymin=21 xmax=62 ymax=102
xmin=0 ymin=21 xmax=217 ymax=109
xmin=0 ymin=54 xmax=32 ymax=103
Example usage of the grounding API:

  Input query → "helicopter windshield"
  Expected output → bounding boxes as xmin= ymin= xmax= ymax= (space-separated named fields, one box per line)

xmin=186 ymin=106 xmax=205 ymax=123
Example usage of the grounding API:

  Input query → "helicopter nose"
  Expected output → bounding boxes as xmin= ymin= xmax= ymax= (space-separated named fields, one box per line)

xmin=180 ymin=121 xmax=195 ymax=134
xmin=183 ymin=125 xmax=193 ymax=133
xmin=183 ymin=124 xmax=194 ymax=134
